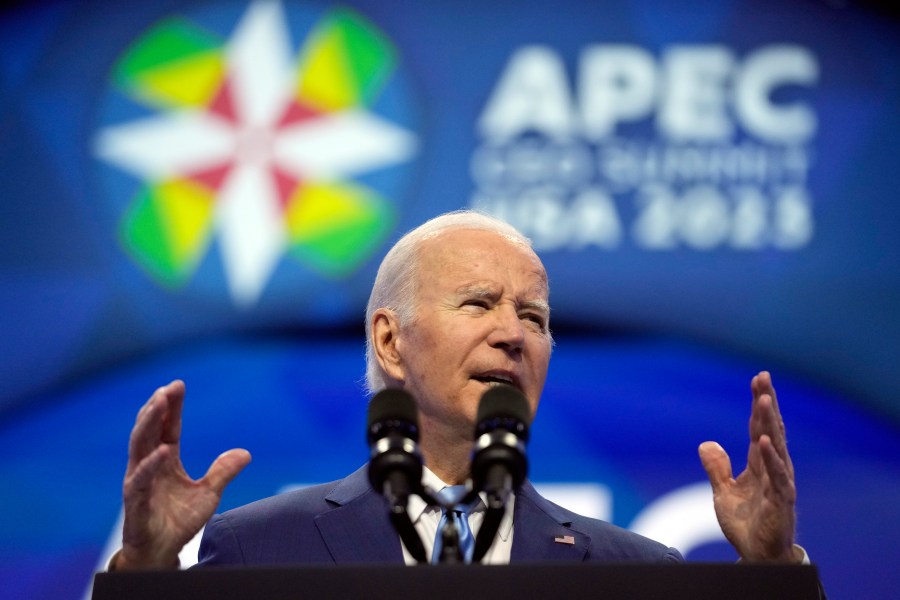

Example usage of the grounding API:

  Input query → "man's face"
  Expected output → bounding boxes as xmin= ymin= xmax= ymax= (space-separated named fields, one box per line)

xmin=393 ymin=228 xmax=552 ymax=440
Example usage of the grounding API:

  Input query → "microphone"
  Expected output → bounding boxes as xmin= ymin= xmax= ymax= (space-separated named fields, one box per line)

xmin=367 ymin=388 xmax=423 ymax=507
xmin=471 ymin=384 xmax=531 ymax=497
xmin=366 ymin=388 xmax=427 ymax=563
xmin=470 ymin=384 xmax=531 ymax=561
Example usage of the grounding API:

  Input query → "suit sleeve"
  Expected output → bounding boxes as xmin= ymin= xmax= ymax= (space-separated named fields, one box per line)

xmin=662 ymin=546 xmax=684 ymax=563
xmin=195 ymin=513 xmax=246 ymax=567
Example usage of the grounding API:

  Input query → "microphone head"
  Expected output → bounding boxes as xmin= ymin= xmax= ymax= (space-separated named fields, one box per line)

xmin=475 ymin=384 xmax=531 ymax=441
xmin=367 ymin=388 xmax=419 ymax=444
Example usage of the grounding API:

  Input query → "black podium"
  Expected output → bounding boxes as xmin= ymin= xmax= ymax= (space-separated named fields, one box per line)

xmin=93 ymin=563 xmax=821 ymax=599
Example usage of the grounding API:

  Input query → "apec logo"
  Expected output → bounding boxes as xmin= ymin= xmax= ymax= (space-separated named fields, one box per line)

xmin=471 ymin=45 xmax=818 ymax=252
xmin=93 ymin=0 xmax=419 ymax=306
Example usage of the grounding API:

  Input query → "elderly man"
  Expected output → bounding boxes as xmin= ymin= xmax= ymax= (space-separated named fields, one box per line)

xmin=112 ymin=210 xmax=802 ymax=570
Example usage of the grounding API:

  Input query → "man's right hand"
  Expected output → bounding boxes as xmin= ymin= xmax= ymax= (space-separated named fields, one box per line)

xmin=114 ymin=380 xmax=251 ymax=570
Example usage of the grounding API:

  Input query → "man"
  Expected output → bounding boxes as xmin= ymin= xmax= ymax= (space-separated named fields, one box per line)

xmin=111 ymin=210 xmax=803 ymax=569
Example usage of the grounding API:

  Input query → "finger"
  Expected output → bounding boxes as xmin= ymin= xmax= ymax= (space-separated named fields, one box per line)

xmin=749 ymin=372 xmax=785 ymax=442
xmin=745 ymin=433 xmax=764 ymax=477
xmin=757 ymin=394 xmax=794 ymax=477
xmin=128 ymin=386 xmax=171 ymax=470
xmin=161 ymin=380 xmax=185 ymax=444
xmin=129 ymin=381 xmax=184 ymax=467
xmin=698 ymin=441 xmax=734 ymax=492
xmin=759 ymin=435 xmax=796 ymax=506
xmin=755 ymin=371 xmax=785 ymax=429
xmin=749 ymin=373 xmax=765 ymax=441
xmin=758 ymin=371 xmax=794 ymax=477
xmin=124 ymin=444 xmax=172 ymax=508
xmin=203 ymin=449 xmax=252 ymax=496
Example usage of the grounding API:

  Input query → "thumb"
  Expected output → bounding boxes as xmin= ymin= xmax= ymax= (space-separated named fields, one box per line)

xmin=204 ymin=448 xmax=252 ymax=495
xmin=698 ymin=441 xmax=733 ymax=491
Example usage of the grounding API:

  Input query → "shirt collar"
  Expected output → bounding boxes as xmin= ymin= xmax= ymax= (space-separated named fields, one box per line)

xmin=407 ymin=466 xmax=515 ymax=542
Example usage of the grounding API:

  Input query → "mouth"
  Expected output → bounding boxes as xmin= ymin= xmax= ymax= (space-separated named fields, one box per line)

xmin=472 ymin=371 xmax=520 ymax=390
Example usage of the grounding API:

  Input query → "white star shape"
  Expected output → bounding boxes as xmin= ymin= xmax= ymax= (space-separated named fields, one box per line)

xmin=95 ymin=0 xmax=417 ymax=306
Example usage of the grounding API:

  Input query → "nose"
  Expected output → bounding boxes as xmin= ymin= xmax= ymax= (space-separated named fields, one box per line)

xmin=488 ymin=304 xmax=525 ymax=353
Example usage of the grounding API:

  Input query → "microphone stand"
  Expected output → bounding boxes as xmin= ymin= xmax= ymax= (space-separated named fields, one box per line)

xmin=389 ymin=501 xmax=427 ymax=564
xmin=386 ymin=484 xmax=441 ymax=565
xmin=472 ymin=490 xmax=506 ymax=563
xmin=435 ymin=509 xmax=464 ymax=565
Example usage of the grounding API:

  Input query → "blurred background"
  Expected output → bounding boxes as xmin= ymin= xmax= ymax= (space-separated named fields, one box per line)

xmin=1 ymin=0 xmax=898 ymax=598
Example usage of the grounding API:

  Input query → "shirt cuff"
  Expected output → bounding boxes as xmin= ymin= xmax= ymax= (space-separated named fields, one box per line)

xmin=795 ymin=544 xmax=811 ymax=565
xmin=735 ymin=544 xmax=810 ymax=565
xmin=105 ymin=549 xmax=122 ymax=572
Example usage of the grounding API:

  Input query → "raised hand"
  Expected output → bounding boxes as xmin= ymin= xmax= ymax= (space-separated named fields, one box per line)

xmin=116 ymin=380 xmax=251 ymax=569
xmin=699 ymin=371 xmax=801 ymax=562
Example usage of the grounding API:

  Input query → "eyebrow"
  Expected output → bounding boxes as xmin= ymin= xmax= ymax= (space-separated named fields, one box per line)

xmin=521 ymin=298 xmax=551 ymax=315
xmin=455 ymin=284 xmax=550 ymax=314
xmin=455 ymin=284 xmax=495 ymax=299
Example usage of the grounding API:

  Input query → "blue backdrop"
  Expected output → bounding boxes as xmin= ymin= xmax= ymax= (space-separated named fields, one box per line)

xmin=1 ymin=1 xmax=898 ymax=598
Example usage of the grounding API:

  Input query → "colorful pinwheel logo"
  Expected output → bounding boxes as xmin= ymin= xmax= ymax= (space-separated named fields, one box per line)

xmin=94 ymin=0 xmax=418 ymax=306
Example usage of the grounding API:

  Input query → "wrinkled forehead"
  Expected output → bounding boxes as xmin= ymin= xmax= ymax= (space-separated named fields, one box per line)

xmin=416 ymin=228 xmax=549 ymax=294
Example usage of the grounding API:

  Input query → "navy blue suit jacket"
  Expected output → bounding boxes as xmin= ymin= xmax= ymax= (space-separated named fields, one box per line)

xmin=197 ymin=465 xmax=683 ymax=566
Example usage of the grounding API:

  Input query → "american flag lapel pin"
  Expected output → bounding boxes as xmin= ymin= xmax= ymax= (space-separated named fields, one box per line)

xmin=554 ymin=535 xmax=575 ymax=545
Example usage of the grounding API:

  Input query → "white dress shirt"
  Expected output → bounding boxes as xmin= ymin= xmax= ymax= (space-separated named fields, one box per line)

xmin=401 ymin=466 xmax=515 ymax=565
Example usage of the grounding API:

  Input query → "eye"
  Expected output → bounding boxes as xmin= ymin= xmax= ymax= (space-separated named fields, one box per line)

xmin=462 ymin=299 xmax=489 ymax=310
xmin=521 ymin=312 xmax=547 ymax=330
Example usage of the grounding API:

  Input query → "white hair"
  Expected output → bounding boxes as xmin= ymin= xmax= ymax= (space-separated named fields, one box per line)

xmin=364 ymin=210 xmax=535 ymax=394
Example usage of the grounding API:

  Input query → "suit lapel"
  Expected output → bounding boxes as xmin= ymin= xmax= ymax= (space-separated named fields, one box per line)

xmin=314 ymin=465 xmax=405 ymax=564
xmin=510 ymin=481 xmax=591 ymax=562
xmin=313 ymin=470 xmax=590 ymax=564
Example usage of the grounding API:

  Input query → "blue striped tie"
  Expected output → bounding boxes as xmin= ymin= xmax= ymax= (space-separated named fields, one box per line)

xmin=432 ymin=485 xmax=475 ymax=564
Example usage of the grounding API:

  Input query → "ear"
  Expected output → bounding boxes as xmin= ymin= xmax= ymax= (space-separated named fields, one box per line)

xmin=371 ymin=308 xmax=405 ymax=383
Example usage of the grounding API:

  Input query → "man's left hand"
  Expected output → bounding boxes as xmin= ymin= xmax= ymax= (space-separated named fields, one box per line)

xmin=699 ymin=371 xmax=801 ymax=563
